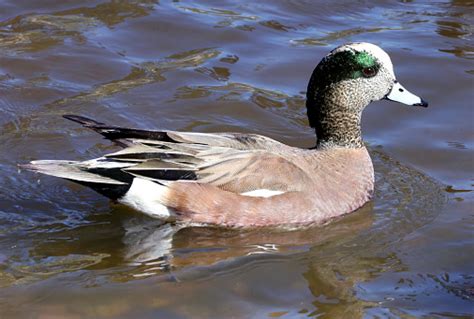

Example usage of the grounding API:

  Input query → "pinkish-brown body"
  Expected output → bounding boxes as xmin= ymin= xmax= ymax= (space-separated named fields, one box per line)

xmin=162 ymin=147 xmax=374 ymax=228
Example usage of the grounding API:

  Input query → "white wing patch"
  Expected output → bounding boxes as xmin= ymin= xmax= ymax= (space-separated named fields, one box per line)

xmin=119 ymin=178 xmax=175 ymax=220
xmin=240 ymin=189 xmax=285 ymax=198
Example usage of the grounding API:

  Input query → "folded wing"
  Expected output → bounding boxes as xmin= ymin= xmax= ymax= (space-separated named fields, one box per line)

xmin=22 ymin=115 xmax=307 ymax=200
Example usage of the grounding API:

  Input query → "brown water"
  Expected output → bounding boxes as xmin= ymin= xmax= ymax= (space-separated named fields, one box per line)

xmin=0 ymin=0 xmax=473 ymax=318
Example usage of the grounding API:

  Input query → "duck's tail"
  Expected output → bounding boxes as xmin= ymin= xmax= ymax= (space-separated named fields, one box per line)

xmin=20 ymin=114 xmax=194 ymax=201
xmin=20 ymin=160 xmax=132 ymax=200
xmin=19 ymin=114 xmax=170 ymax=200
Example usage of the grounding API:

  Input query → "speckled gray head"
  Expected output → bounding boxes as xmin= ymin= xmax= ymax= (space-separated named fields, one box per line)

xmin=306 ymin=42 xmax=428 ymax=149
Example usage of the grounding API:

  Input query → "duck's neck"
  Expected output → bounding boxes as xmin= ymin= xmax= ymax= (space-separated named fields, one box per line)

xmin=312 ymin=100 xmax=364 ymax=149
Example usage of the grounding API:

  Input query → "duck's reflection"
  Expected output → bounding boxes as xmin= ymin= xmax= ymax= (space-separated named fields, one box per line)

xmin=118 ymin=202 xmax=388 ymax=317
xmin=120 ymin=202 xmax=374 ymax=272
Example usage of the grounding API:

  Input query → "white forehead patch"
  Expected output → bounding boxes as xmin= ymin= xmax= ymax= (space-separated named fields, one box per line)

xmin=332 ymin=42 xmax=395 ymax=77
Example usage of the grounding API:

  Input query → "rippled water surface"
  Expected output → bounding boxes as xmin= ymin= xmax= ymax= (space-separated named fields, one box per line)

xmin=0 ymin=0 xmax=473 ymax=318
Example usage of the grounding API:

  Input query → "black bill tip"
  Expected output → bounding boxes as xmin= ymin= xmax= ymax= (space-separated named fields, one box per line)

xmin=414 ymin=98 xmax=429 ymax=108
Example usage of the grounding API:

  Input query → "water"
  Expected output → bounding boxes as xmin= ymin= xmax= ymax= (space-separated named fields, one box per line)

xmin=0 ymin=0 xmax=473 ymax=318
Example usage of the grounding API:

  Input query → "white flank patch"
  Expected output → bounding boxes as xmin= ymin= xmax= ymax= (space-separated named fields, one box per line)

xmin=240 ymin=189 xmax=285 ymax=198
xmin=119 ymin=178 xmax=174 ymax=220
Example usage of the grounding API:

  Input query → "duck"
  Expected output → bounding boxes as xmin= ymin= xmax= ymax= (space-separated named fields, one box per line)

xmin=22 ymin=42 xmax=428 ymax=228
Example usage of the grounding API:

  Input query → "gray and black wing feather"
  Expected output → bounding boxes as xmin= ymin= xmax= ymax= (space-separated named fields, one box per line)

xmin=22 ymin=115 xmax=286 ymax=200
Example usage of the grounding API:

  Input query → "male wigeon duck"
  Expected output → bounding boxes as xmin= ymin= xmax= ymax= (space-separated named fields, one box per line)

xmin=23 ymin=42 xmax=428 ymax=228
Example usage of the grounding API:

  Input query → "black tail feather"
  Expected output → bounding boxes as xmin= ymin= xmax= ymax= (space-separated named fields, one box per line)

xmin=63 ymin=114 xmax=175 ymax=142
xmin=63 ymin=114 xmax=106 ymax=127
xmin=74 ymin=181 xmax=131 ymax=200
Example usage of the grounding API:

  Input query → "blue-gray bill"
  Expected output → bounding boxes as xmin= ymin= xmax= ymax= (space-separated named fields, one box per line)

xmin=384 ymin=81 xmax=428 ymax=107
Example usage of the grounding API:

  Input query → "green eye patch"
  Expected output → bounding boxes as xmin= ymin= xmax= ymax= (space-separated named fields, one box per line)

xmin=308 ymin=50 xmax=381 ymax=92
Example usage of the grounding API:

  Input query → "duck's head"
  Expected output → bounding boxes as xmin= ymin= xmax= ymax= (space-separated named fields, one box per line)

xmin=306 ymin=42 xmax=428 ymax=149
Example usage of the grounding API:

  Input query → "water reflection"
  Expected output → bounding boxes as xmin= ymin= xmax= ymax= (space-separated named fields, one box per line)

xmin=291 ymin=26 xmax=403 ymax=47
xmin=173 ymin=82 xmax=307 ymax=131
xmin=0 ymin=1 xmax=158 ymax=53
xmin=177 ymin=4 xmax=258 ymax=29
xmin=59 ymin=0 xmax=158 ymax=27
xmin=45 ymin=48 xmax=221 ymax=107
xmin=435 ymin=1 xmax=474 ymax=60
xmin=0 ymin=14 xmax=94 ymax=53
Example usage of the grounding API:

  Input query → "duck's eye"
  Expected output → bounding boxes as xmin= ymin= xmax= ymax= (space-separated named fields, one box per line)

xmin=362 ymin=67 xmax=377 ymax=78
